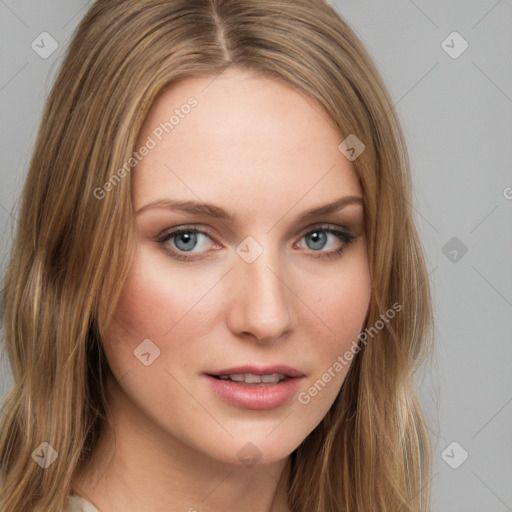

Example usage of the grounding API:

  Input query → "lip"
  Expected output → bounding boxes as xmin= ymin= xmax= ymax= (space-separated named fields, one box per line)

xmin=204 ymin=374 xmax=304 ymax=410
xmin=204 ymin=365 xmax=305 ymax=410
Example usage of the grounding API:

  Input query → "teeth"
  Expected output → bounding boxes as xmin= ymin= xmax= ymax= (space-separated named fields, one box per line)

xmin=261 ymin=374 xmax=282 ymax=383
xmin=217 ymin=373 xmax=285 ymax=384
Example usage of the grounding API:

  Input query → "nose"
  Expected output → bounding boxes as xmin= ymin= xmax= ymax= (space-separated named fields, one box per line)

xmin=226 ymin=247 xmax=297 ymax=344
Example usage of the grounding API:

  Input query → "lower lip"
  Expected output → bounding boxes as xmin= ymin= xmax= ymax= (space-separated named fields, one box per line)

xmin=204 ymin=375 xmax=303 ymax=410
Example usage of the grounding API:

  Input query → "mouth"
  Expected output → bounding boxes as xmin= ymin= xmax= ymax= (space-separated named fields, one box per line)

xmin=209 ymin=373 xmax=290 ymax=386
xmin=206 ymin=364 xmax=304 ymax=384
xmin=204 ymin=365 xmax=305 ymax=410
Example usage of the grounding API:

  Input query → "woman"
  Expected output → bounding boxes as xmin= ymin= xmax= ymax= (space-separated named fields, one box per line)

xmin=0 ymin=0 xmax=433 ymax=511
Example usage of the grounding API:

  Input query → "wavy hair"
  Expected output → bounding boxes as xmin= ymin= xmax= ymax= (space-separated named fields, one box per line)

xmin=0 ymin=1 xmax=433 ymax=510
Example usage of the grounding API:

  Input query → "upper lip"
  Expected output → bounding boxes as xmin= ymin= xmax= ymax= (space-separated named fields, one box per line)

xmin=206 ymin=365 xmax=305 ymax=378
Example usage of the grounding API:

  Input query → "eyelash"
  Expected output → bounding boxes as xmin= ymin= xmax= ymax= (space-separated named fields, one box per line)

xmin=156 ymin=224 xmax=356 ymax=262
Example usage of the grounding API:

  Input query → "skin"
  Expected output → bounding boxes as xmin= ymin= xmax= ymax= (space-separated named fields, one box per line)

xmin=72 ymin=68 xmax=371 ymax=512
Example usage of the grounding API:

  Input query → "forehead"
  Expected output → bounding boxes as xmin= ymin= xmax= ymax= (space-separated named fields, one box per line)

xmin=132 ymin=68 xmax=361 ymax=222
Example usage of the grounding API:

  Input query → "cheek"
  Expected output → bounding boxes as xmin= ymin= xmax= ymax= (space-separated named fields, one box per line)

xmin=99 ymin=247 xmax=210 ymax=374
xmin=106 ymin=246 xmax=217 ymax=339
xmin=306 ymin=243 xmax=371 ymax=351
xmin=295 ymin=244 xmax=371 ymax=404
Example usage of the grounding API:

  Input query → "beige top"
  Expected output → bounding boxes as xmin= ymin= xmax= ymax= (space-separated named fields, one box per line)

xmin=65 ymin=493 xmax=99 ymax=512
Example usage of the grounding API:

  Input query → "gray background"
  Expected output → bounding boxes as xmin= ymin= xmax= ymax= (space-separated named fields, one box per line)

xmin=1 ymin=1 xmax=511 ymax=510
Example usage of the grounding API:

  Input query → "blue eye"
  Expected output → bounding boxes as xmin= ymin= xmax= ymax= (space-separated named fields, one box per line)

xmin=298 ymin=227 xmax=355 ymax=259
xmin=157 ymin=225 xmax=355 ymax=262
xmin=159 ymin=227 xmax=214 ymax=259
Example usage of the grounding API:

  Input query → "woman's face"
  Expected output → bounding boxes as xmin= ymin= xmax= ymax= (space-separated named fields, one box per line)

xmin=101 ymin=68 xmax=371 ymax=466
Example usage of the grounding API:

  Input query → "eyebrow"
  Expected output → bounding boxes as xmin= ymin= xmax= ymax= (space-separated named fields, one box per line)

xmin=135 ymin=195 xmax=363 ymax=221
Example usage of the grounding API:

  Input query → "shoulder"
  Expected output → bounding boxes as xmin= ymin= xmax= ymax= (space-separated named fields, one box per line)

xmin=64 ymin=493 xmax=100 ymax=512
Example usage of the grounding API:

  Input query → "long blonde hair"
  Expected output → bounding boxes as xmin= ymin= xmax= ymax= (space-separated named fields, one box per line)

xmin=0 ymin=1 xmax=433 ymax=510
